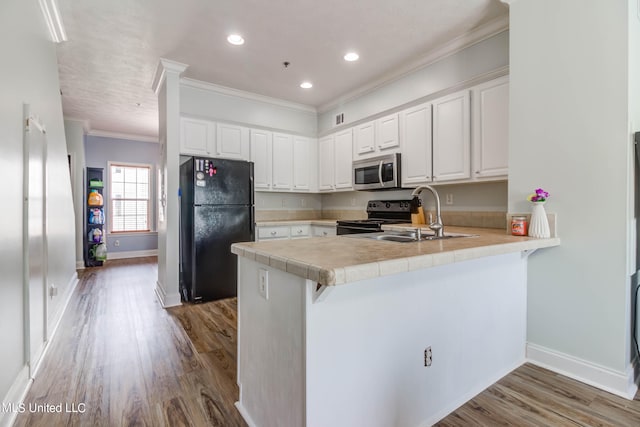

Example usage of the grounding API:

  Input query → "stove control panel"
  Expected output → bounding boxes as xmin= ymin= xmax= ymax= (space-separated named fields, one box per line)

xmin=366 ymin=200 xmax=412 ymax=213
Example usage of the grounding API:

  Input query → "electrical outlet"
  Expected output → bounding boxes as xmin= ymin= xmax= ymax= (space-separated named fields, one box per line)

xmin=300 ymin=198 xmax=306 ymax=207
xmin=424 ymin=346 xmax=432 ymax=367
xmin=281 ymin=198 xmax=286 ymax=208
xmin=259 ymin=269 xmax=269 ymax=300
xmin=445 ymin=194 xmax=454 ymax=205
xmin=49 ymin=284 xmax=58 ymax=298
xmin=114 ymin=239 xmax=120 ymax=247
xmin=351 ymin=198 xmax=356 ymax=206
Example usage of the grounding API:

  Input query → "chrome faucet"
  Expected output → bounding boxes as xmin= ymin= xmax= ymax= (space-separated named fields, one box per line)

xmin=411 ymin=185 xmax=444 ymax=237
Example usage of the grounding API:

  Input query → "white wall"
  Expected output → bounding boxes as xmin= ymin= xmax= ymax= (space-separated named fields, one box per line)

xmin=64 ymin=119 xmax=86 ymax=268
xmin=180 ymin=81 xmax=318 ymax=136
xmin=0 ymin=0 xmax=77 ymax=418
xmin=317 ymin=31 xmax=509 ymax=134
xmin=508 ymin=0 xmax=634 ymax=390
xmin=628 ymin=0 xmax=640 ymax=363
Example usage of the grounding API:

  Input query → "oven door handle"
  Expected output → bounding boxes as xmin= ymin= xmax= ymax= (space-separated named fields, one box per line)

xmin=378 ymin=161 xmax=385 ymax=187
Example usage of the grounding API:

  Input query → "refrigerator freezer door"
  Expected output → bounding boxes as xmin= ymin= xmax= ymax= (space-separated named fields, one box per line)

xmin=191 ymin=205 xmax=254 ymax=301
xmin=194 ymin=158 xmax=253 ymax=206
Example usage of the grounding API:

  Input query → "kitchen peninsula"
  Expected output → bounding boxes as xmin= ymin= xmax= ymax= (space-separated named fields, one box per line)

xmin=231 ymin=227 xmax=559 ymax=427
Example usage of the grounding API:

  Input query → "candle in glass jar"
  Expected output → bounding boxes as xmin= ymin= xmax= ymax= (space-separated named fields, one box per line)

xmin=511 ymin=216 xmax=528 ymax=236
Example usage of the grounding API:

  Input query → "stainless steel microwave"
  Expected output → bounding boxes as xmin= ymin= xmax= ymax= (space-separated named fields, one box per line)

xmin=353 ymin=153 xmax=401 ymax=191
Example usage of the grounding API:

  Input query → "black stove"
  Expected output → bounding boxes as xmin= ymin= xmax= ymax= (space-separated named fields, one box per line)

xmin=337 ymin=200 xmax=413 ymax=235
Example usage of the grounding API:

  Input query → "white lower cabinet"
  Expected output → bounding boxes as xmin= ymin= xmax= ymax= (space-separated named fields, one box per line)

xmin=257 ymin=226 xmax=290 ymax=241
xmin=290 ymin=225 xmax=311 ymax=239
xmin=256 ymin=224 xmax=335 ymax=241
xmin=312 ymin=225 xmax=336 ymax=237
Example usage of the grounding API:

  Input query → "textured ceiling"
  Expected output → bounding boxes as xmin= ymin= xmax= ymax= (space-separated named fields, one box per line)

xmin=55 ymin=0 xmax=508 ymax=139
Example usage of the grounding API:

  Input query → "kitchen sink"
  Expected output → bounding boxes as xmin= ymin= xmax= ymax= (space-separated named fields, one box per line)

xmin=344 ymin=230 xmax=477 ymax=243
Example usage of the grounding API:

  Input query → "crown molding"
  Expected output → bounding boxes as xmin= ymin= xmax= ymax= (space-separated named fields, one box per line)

xmin=152 ymin=58 xmax=189 ymax=95
xmin=87 ymin=129 xmax=159 ymax=144
xmin=318 ymin=14 xmax=509 ymax=114
xmin=38 ymin=0 xmax=67 ymax=43
xmin=181 ymin=78 xmax=317 ymax=114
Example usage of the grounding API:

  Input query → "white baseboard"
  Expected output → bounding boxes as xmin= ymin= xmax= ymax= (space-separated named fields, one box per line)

xmin=0 ymin=271 xmax=80 ymax=427
xmin=154 ymin=280 xmax=181 ymax=308
xmin=108 ymin=249 xmax=158 ymax=260
xmin=235 ymin=401 xmax=258 ymax=427
xmin=527 ymin=342 xmax=639 ymax=399
xmin=0 ymin=366 xmax=31 ymax=427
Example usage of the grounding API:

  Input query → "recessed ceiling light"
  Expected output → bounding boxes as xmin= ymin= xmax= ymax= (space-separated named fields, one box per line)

xmin=227 ymin=34 xmax=245 ymax=45
xmin=344 ymin=52 xmax=359 ymax=62
xmin=300 ymin=82 xmax=313 ymax=89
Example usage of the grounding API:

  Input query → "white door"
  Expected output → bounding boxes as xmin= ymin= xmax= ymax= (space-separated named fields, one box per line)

xmin=272 ymin=133 xmax=293 ymax=190
xmin=23 ymin=106 xmax=48 ymax=376
xmin=400 ymin=103 xmax=432 ymax=186
xmin=432 ymin=90 xmax=471 ymax=182
xmin=472 ymin=76 xmax=509 ymax=178
xmin=250 ymin=129 xmax=272 ymax=190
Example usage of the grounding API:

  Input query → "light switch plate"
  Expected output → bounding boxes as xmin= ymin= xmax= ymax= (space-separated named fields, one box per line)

xmin=259 ymin=268 xmax=269 ymax=300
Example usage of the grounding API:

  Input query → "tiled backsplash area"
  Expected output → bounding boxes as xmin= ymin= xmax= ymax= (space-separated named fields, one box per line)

xmin=255 ymin=182 xmax=510 ymax=226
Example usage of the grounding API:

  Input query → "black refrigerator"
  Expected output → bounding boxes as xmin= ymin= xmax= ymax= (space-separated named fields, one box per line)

xmin=179 ymin=157 xmax=255 ymax=302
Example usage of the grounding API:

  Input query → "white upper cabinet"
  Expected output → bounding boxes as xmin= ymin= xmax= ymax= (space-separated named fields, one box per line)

xmin=472 ymin=76 xmax=509 ymax=179
xmin=400 ymin=102 xmax=432 ymax=186
xmin=251 ymin=129 xmax=272 ymax=190
xmin=272 ymin=132 xmax=293 ymax=190
xmin=293 ymin=136 xmax=316 ymax=191
xmin=318 ymin=135 xmax=335 ymax=191
xmin=353 ymin=113 xmax=399 ymax=160
xmin=432 ymin=90 xmax=471 ymax=182
xmin=376 ymin=113 xmax=400 ymax=151
xmin=334 ymin=129 xmax=353 ymax=190
xmin=354 ymin=121 xmax=376 ymax=156
xmin=216 ymin=123 xmax=250 ymax=160
xmin=180 ymin=117 xmax=215 ymax=156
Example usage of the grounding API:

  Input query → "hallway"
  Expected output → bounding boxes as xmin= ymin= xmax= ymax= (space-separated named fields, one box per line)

xmin=14 ymin=257 xmax=245 ymax=426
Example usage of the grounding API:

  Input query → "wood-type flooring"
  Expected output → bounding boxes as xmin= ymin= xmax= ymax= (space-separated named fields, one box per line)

xmin=13 ymin=257 xmax=245 ymax=427
xmin=13 ymin=256 xmax=640 ymax=426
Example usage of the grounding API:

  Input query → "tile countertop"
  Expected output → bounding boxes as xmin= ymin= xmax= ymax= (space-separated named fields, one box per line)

xmin=231 ymin=225 xmax=560 ymax=286
xmin=256 ymin=219 xmax=338 ymax=227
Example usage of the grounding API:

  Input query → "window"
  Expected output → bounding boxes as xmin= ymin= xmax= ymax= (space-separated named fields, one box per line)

xmin=109 ymin=163 xmax=151 ymax=233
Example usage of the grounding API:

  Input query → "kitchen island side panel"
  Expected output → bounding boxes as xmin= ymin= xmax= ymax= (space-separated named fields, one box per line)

xmin=236 ymin=258 xmax=305 ymax=427
xmin=304 ymin=252 xmax=527 ymax=427
xmin=236 ymin=252 xmax=528 ymax=427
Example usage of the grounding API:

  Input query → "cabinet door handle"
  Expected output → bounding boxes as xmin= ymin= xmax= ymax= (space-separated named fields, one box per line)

xmin=270 ymin=231 xmax=276 ymax=235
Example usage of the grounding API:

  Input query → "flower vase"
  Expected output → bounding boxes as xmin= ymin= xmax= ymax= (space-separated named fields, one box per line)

xmin=528 ymin=201 xmax=550 ymax=238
